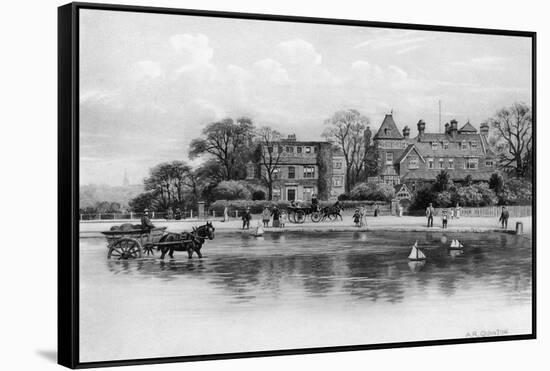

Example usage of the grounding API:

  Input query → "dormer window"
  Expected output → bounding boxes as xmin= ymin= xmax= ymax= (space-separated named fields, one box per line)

xmin=443 ymin=141 xmax=449 ymax=150
xmin=384 ymin=128 xmax=389 ymax=135
xmin=432 ymin=142 xmax=438 ymax=150
xmin=470 ymin=141 xmax=477 ymax=150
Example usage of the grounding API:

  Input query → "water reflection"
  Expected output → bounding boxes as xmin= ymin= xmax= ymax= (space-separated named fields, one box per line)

xmin=97 ymin=231 xmax=531 ymax=306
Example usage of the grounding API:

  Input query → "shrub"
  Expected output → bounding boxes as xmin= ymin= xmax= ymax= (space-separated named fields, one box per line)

xmin=435 ymin=191 xmax=453 ymax=208
xmin=498 ymin=178 xmax=532 ymax=205
xmin=350 ymin=182 xmax=395 ymax=201
xmin=252 ymin=190 xmax=266 ymax=200
xmin=453 ymin=183 xmax=497 ymax=207
xmin=337 ymin=193 xmax=350 ymax=201
xmin=211 ymin=180 xmax=252 ymax=200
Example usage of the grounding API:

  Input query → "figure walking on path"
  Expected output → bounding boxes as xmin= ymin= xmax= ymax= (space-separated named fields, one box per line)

xmin=271 ymin=206 xmax=281 ymax=228
xmin=261 ymin=206 xmax=271 ymax=228
xmin=374 ymin=204 xmax=380 ymax=217
xmin=353 ymin=209 xmax=361 ymax=227
xmin=426 ymin=203 xmax=435 ymax=228
xmin=223 ymin=205 xmax=229 ymax=222
xmin=455 ymin=203 xmax=461 ymax=219
xmin=280 ymin=210 xmax=287 ymax=228
xmin=242 ymin=207 xmax=251 ymax=229
xmin=499 ymin=206 xmax=510 ymax=229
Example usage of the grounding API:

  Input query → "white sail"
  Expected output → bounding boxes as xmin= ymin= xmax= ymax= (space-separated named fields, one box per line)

xmin=408 ymin=245 xmax=426 ymax=260
xmin=450 ymin=239 xmax=458 ymax=248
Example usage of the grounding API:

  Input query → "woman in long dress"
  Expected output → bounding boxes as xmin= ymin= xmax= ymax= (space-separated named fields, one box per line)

xmin=455 ymin=203 xmax=461 ymax=219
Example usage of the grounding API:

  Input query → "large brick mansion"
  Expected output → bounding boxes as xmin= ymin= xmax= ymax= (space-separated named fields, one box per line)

xmin=372 ymin=114 xmax=496 ymax=189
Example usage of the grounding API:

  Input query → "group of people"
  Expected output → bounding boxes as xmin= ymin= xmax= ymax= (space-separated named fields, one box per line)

xmin=352 ymin=204 xmax=382 ymax=227
xmin=426 ymin=203 xmax=510 ymax=229
xmin=241 ymin=206 xmax=288 ymax=230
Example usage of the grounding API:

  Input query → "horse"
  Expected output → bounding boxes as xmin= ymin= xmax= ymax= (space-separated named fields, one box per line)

xmin=321 ymin=204 xmax=343 ymax=221
xmin=157 ymin=221 xmax=215 ymax=260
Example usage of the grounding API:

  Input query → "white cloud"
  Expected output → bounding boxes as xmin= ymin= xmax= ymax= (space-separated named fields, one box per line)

xmin=277 ymin=39 xmax=322 ymax=66
xmin=170 ymin=33 xmax=217 ymax=78
xmin=132 ymin=60 xmax=163 ymax=79
xmin=253 ymin=58 xmax=293 ymax=85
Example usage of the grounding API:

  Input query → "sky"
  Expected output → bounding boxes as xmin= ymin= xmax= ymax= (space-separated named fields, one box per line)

xmin=79 ymin=9 xmax=532 ymax=186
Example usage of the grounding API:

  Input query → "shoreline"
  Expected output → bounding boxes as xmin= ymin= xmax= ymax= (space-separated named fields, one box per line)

xmin=79 ymin=215 xmax=532 ymax=238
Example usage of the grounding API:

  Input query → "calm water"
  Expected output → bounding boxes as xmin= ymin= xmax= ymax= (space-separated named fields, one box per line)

xmin=79 ymin=231 xmax=532 ymax=362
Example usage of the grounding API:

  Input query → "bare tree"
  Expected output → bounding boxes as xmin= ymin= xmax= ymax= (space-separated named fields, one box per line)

xmin=255 ymin=126 xmax=284 ymax=200
xmin=322 ymin=109 xmax=370 ymax=192
xmin=488 ymin=102 xmax=532 ymax=178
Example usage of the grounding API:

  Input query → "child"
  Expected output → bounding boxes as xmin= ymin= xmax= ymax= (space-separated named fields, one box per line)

xmin=442 ymin=209 xmax=448 ymax=229
xmin=353 ymin=209 xmax=360 ymax=227
xmin=280 ymin=210 xmax=287 ymax=228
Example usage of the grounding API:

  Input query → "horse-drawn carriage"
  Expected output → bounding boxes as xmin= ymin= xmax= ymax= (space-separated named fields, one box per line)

xmin=286 ymin=203 xmax=343 ymax=224
xmin=101 ymin=222 xmax=215 ymax=260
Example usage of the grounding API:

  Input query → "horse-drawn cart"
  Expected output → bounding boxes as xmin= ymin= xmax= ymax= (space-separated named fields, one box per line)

xmin=101 ymin=227 xmax=168 ymax=259
xmin=286 ymin=204 xmax=343 ymax=224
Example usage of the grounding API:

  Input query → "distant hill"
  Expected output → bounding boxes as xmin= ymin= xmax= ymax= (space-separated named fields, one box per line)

xmin=80 ymin=184 xmax=144 ymax=209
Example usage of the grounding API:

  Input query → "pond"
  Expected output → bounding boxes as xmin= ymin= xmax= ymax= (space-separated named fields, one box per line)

xmin=79 ymin=230 xmax=532 ymax=362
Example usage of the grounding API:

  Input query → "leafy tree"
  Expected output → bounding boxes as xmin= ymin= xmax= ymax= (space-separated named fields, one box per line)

xmin=498 ymin=178 xmax=532 ymax=205
xmin=143 ymin=161 xmax=193 ymax=211
xmin=211 ymin=180 xmax=252 ymax=200
xmin=349 ymin=182 xmax=395 ymax=201
xmin=435 ymin=191 xmax=453 ymax=208
xmin=189 ymin=117 xmax=255 ymax=180
xmin=255 ymin=126 xmax=284 ymax=200
xmin=410 ymin=184 xmax=437 ymax=210
xmin=129 ymin=191 xmax=159 ymax=212
xmin=489 ymin=173 xmax=504 ymax=194
xmin=488 ymin=102 xmax=532 ymax=178
xmin=434 ymin=170 xmax=452 ymax=192
xmin=322 ymin=109 xmax=371 ymax=192
xmin=252 ymin=190 xmax=266 ymax=201
xmin=453 ymin=183 xmax=497 ymax=207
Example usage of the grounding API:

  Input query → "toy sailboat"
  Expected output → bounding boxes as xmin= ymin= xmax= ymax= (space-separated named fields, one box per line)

xmin=408 ymin=241 xmax=426 ymax=261
xmin=251 ymin=223 xmax=264 ymax=237
xmin=449 ymin=239 xmax=464 ymax=250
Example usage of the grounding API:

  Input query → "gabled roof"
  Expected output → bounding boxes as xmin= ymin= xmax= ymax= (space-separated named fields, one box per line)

xmin=458 ymin=121 xmax=477 ymax=133
xmin=373 ymin=114 xmax=404 ymax=140
xmin=397 ymin=144 xmax=426 ymax=163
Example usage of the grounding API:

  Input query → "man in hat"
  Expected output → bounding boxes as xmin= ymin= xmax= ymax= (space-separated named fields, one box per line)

xmin=499 ymin=206 xmax=510 ymax=229
xmin=141 ymin=209 xmax=155 ymax=230
xmin=426 ymin=203 xmax=435 ymax=228
xmin=242 ymin=207 xmax=252 ymax=229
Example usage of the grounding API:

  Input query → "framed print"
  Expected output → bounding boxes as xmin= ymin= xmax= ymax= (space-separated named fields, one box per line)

xmin=58 ymin=2 xmax=536 ymax=368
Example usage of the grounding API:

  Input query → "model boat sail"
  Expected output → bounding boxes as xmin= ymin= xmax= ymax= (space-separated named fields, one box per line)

xmin=449 ymin=239 xmax=464 ymax=249
xmin=408 ymin=241 xmax=426 ymax=261
xmin=252 ymin=224 xmax=264 ymax=237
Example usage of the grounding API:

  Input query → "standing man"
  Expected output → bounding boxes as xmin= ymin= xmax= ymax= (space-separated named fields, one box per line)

xmin=426 ymin=203 xmax=435 ymax=228
xmin=499 ymin=206 xmax=510 ymax=229
xmin=242 ymin=207 xmax=251 ymax=229
xmin=271 ymin=205 xmax=281 ymax=228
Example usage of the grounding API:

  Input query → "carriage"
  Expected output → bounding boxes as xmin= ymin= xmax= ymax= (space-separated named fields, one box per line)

xmin=286 ymin=203 xmax=342 ymax=224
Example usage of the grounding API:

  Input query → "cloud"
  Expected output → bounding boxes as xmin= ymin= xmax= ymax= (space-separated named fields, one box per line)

xmin=277 ymin=39 xmax=322 ymax=66
xmin=170 ymin=33 xmax=217 ymax=78
xmin=132 ymin=60 xmax=163 ymax=79
xmin=253 ymin=58 xmax=293 ymax=84
xmin=354 ymin=30 xmax=434 ymax=52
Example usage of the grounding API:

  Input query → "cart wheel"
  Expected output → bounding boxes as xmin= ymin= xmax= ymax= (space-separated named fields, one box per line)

xmin=289 ymin=212 xmax=296 ymax=224
xmin=108 ymin=238 xmax=142 ymax=260
xmin=295 ymin=210 xmax=306 ymax=224
xmin=311 ymin=212 xmax=322 ymax=223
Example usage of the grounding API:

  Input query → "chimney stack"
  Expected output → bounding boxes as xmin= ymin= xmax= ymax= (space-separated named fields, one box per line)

xmin=417 ymin=120 xmax=426 ymax=138
xmin=480 ymin=122 xmax=489 ymax=137
xmin=444 ymin=122 xmax=450 ymax=134
xmin=287 ymin=134 xmax=296 ymax=142
xmin=402 ymin=126 xmax=410 ymax=139
xmin=450 ymin=119 xmax=458 ymax=138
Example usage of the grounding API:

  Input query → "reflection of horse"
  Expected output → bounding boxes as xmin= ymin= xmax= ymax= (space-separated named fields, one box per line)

xmin=157 ymin=222 xmax=215 ymax=260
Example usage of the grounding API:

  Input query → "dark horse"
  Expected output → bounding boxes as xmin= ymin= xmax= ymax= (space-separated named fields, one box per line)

xmin=157 ymin=222 xmax=215 ymax=260
xmin=321 ymin=204 xmax=343 ymax=221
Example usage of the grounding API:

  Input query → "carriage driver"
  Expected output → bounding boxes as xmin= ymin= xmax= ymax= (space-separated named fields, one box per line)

xmin=311 ymin=194 xmax=319 ymax=212
xmin=141 ymin=209 xmax=156 ymax=230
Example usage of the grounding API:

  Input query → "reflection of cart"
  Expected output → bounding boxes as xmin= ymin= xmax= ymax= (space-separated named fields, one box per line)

xmin=101 ymin=227 xmax=167 ymax=259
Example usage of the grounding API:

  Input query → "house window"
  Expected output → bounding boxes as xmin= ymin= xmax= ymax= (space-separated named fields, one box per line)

xmin=288 ymin=166 xmax=295 ymax=179
xmin=439 ymin=159 xmax=444 ymax=169
xmin=333 ymin=161 xmax=342 ymax=169
xmin=303 ymin=166 xmax=315 ymax=178
xmin=461 ymin=141 xmax=468 ymax=150
xmin=386 ymin=152 xmax=393 ymax=164
xmin=313 ymin=146 xmax=317 ymax=153
xmin=443 ymin=141 xmax=449 ymax=150
xmin=305 ymin=146 xmax=311 ymax=154
xmin=470 ymin=141 xmax=477 ymax=150
xmin=297 ymin=147 xmax=302 ymax=154
xmin=286 ymin=146 xmax=293 ymax=153
xmin=333 ymin=176 xmax=344 ymax=187
xmin=448 ymin=159 xmax=454 ymax=169
xmin=432 ymin=142 xmax=438 ymax=150
xmin=466 ymin=158 xmax=478 ymax=169
xmin=486 ymin=160 xmax=494 ymax=167
xmin=409 ymin=157 xmax=419 ymax=169
xmin=428 ymin=159 xmax=434 ymax=169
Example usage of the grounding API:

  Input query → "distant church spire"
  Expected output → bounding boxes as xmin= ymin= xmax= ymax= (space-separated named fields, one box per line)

xmin=123 ymin=170 xmax=130 ymax=186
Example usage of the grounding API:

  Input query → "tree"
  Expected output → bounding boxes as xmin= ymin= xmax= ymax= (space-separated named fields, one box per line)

xmin=211 ymin=180 xmax=252 ymax=200
xmin=434 ymin=170 xmax=452 ymax=192
xmin=255 ymin=126 xmax=284 ymax=200
xmin=143 ymin=161 xmax=193 ymax=210
xmin=489 ymin=173 xmax=504 ymax=194
xmin=189 ymin=117 xmax=255 ymax=180
xmin=488 ymin=102 xmax=532 ymax=178
xmin=322 ymin=109 xmax=371 ymax=192
xmin=349 ymin=182 xmax=395 ymax=201
xmin=129 ymin=191 xmax=159 ymax=212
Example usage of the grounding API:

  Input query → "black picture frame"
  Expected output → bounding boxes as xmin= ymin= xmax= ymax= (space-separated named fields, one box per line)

xmin=58 ymin=2 xmax=537 ymax=368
